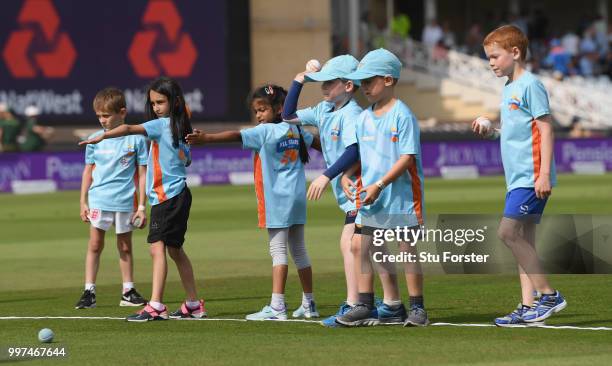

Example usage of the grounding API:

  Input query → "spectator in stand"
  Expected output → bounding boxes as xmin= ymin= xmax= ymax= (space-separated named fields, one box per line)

xmin=465 ymin=23 xmax=484 ymax=56
xmin=441 ymin=21 xmax=456 ymax=49
xmin=19 ymin=106 xmax=54 ymax=152
xmin=0 ymin=103 xmax=20 ymax=153
xmin=422 ymin=19 xmax=443 ymax=50
xmin=561 ymin=30 xmax=580 ymax=56
xmin=544 ymin=39 xmax=571 ymax=77
xmin=593 ymin=15 xmax=609 ymax=58
xmin=432 ymin=39 xmax=449 ymax=61
xmin=579 ymin=27 xmax=599 ymax=76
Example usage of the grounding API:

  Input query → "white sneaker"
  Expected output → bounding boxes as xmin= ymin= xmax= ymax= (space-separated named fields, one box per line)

xmin=292 ymin=301 xmax=320 ymax=318
xmin=246 ymin=305 xmax=287 ymax=320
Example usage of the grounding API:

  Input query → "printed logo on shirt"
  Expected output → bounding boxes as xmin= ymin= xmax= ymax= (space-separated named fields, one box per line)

xmin=508 ymin=95 xmax=521 ymax=111
xmin=123 ymin=144 xmax=136 ymax=156
xmin=120 ymin=156 xmax=131 ymax=168
xmin=278 ymin=130 xmax=300 ymax=165
xmin=331 ymin=125 xmax=340 ymax=141
xmin=390 ymin=127 xmax=399 ymax=142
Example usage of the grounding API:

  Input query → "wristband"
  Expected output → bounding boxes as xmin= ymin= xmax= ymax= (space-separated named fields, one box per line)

xmin=137 ymin=205 xmax=146 ymax=212
xmin=375 ymin=179 xmax=386 ymax=190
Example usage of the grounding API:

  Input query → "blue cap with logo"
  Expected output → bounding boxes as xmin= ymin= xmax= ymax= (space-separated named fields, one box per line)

xmin=345 ymin=48 xmax=403 ymax=80
xmin=305 ymin=54 xmax=361 ymax=85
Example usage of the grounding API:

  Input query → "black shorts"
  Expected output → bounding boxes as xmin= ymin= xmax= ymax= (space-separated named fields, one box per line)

xmin=344 ymin=210 xmax=358 ymax=225
xmin=147 ymin=186 xmax=191 ymax=247
xmin=353 ymin=224 xmax=376 ymax=236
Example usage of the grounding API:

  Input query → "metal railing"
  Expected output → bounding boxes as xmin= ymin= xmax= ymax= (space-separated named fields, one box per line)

xmin=395 ymin=39 xmax=610 ymax=129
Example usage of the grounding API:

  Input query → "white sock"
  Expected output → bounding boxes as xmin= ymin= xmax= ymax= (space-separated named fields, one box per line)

xmin=347 ymin=300 xmax=356 ymax=307
xmin=85 ymin=283 xmax=95 ymax=293
xmin=148 ymin=301 xmax=164 ymax=311
xmin=270 ymin=293 xmax=285 ymax=310
xmin=383 ymin=299 xmax=402 ymax=307
xmin=302 ymin=292 xmax=314 ymax=307
xmin=186 ymin=300 xmax=200 ymax=309
xmin=122 ymin=282 xmax=134 ymax=293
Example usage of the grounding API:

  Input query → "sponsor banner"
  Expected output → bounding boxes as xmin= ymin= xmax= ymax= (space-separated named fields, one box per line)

xmin=1 ymin=138 xmax=611 ymax=193
xmin=0 ymin=0 xmax=249 ymax=122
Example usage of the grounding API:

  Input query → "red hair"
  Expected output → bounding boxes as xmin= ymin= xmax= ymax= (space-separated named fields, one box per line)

xmin=483 ymin=25 xmax=529 ymax=61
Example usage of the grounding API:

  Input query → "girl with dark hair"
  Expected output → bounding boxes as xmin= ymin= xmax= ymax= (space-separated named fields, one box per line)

xmin=186 ymin=84 xmax=319 ymax=321
xmin=80 ymin=77 xmax=206 ymax=322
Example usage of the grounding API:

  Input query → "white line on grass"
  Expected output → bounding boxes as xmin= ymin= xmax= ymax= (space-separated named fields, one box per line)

xmin=1 ymin=317 xmax=611 ymax=331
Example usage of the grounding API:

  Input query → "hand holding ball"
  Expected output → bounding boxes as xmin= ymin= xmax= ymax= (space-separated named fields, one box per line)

xmin=306 ymin=59 xmax=321 ymax=72
xmin=475 ymin=116 xmax=491 ymax=135
xmin=133 ymin=217 xmax=142 ymax=228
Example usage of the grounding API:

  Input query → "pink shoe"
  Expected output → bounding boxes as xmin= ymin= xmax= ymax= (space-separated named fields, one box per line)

xmin=169 ymin=299 xmax=207 ymax=319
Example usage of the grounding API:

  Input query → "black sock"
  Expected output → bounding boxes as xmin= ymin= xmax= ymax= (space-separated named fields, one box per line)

xmin=409 ymin=296 xmax=424 ymax=308
xmin=542 ymin=290 xmax=557 ymax=297
xmin=521 ymin=304 xmax=531 ymax=310
xmin=358 ymin=293 xmax=374 ymax=307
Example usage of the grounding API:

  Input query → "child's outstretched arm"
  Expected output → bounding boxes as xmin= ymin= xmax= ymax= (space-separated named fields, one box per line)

xmin=359 ymin=154 xmax=415 ymax=205
xmin=185 ymin=129 xmax=241 ymax=144
xmin=79 ymin=125 xmax=146 ymax=145
xmin=535 ymin=115 xmax=554 ymax=199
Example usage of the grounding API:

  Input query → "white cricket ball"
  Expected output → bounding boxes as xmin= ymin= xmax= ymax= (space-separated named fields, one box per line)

xmin=133 ymin=217 xmax=142 ymax=228
xmin=306 ymin=59 xmax=321 ymax=72
xmin=476 ymin=116 xmax=491 ymax=130
xmin=38 ymin=328 xmax=54 ymax=343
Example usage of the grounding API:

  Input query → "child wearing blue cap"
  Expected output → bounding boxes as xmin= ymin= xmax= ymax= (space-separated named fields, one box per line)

xmin=324 ymin=48 xmax=429 ymax=327
xmin=473 ymin=25 xmax=566 ymax=327
xmin=281 ymin=55 xmax=363 ymax=326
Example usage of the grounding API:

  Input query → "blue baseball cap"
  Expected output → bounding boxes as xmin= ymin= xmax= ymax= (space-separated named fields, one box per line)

xmin=345 ymin=48 xmax=403 ymax=80
xmin=305 ymin=55 xmax=361 ymax=85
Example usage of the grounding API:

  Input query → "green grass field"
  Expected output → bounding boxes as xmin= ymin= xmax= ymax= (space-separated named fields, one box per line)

xmin=1 ymin=174 xmax=611 ymax=365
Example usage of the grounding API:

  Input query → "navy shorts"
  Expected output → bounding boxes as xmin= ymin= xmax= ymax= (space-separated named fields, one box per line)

xmin=503 ymin=187 xmax=547 ymax=223
xmin=344 ymin=210 xmax=358 ymax=225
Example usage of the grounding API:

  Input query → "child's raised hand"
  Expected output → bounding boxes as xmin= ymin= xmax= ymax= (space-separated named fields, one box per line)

xmin=185 ymin=129 xmax=206 ymax=145
xmin=78 ymin=134 xmax=104 ymax=146
xmin=307 ymin=175 xmax=330 ymax=201
xmin=294 ymin=71 xmax=309 ymax=84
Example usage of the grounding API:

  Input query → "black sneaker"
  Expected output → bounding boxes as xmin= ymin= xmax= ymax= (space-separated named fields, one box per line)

xmin=120 ymin=288 xmax=147 ymax=307
xmin=75 ymin=289 xmax=96 ymax=309
xmin=335 ymin=303 xmax=379 ymax=327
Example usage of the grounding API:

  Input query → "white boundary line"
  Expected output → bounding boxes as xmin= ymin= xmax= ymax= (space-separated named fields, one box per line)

xmin=1 ymin=316 xmax=611 ymax=331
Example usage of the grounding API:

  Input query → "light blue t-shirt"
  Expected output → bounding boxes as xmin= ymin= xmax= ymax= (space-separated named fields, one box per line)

xmin=86 ymin=130 xmax=148 ymax=212
xmin=355 ymin=100 xmax=425 ymax=229
xmin=297 ymin=99 xmax=362 ymax=213
xmin=500 ymin=71 xmax=557 ymax=191
xmin=240 ymin=122 xmax=313 ymax=229
xmin=142 ymin=118 xmax=191 ymax=205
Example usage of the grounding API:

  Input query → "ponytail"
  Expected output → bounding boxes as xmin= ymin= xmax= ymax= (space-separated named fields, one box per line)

xmin=296 ymin=125 xmax=310 ymax=164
